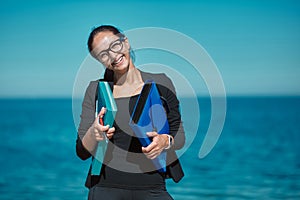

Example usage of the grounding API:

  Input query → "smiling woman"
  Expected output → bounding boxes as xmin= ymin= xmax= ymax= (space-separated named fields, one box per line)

xmin=76 ymin=25 xmax=185 ymax=200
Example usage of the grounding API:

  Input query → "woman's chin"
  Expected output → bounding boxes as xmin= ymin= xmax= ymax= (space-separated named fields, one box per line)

xmin=112 ymin=57 xmax=130 ymax=72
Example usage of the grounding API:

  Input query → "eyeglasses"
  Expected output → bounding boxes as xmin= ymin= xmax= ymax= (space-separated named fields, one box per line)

xmin=96 ymin=37 xmax=126 ymax=63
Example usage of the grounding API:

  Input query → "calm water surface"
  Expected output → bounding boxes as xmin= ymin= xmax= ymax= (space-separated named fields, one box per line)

xmin=0 ymin=97 xmax=299 ymax=199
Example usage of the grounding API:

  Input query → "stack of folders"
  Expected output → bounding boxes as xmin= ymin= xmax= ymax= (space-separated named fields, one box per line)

xmin=91 ymin=81 xmax=117 ymax=175
xmin=129 ymin=80 xmax=170 ymax=173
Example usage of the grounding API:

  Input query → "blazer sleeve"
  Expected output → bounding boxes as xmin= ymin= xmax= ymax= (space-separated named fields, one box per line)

xmin=155 ymin=73 xmax=185 ymax=183
xmin=156 ymin=74 xmax=185 ymax=150
xmin=76 ymin=81 xmax=98 ymax=160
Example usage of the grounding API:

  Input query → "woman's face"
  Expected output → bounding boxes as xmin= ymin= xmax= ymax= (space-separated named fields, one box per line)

xmin=92 ymin=31 xmax=131 ymax=74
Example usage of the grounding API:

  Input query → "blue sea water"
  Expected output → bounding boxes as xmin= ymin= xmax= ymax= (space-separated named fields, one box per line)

xmin=0 ymin=97 xmax=299 ymax=200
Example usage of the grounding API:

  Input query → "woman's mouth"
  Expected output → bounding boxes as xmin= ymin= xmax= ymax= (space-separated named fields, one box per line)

xmin=112 ymin=55 xmax=124 ymax=66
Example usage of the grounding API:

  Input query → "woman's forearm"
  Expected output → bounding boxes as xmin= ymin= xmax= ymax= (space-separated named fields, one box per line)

xmin=82 ymin=127 xmax=98 ymax=153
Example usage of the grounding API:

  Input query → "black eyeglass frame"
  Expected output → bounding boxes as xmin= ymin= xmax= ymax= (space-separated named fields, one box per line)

xmin=95 ymin=37 xmax=126 ymax=62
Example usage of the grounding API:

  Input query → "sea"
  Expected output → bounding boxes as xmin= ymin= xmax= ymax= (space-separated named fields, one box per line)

xmin=0 ymin=97 xmax=299 ymax=200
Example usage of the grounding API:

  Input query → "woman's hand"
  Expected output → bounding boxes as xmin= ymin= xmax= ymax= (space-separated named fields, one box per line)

xmin=82 ymin=107 xmax=115 ymax=153
xmin=142 ymin=132 xmax=169 ymax=159
xmin=91 ymin=107 xmax=115 ymax=141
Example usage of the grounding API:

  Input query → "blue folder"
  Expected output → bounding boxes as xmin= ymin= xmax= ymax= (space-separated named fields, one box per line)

xmin=129 ymin=80 xmax=169 ymax=172
xmin=91 ymin=81 xmax=117 ymax=175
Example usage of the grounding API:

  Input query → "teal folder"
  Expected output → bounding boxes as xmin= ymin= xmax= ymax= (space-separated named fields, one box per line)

xmin=91 ymin=81 xmax=117 ymax=175
xmin=129 ymin=80 xmax=169 ymax=172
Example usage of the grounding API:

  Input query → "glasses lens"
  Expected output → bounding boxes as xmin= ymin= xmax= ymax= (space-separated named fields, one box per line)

xmin=110 ymin=40 xmax=123 ymax=52
xmin=96 ymin=38 xmax=124 ymax=62
xmin=98 ymin=52 xmax=109 ymax=62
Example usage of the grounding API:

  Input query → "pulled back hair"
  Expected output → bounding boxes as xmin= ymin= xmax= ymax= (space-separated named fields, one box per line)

xmin=87 ymin=25 xmax=125 ymax=53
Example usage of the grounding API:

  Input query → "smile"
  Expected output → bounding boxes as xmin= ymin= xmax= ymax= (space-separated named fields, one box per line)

xmin=113 ymin=55 xmax=124 ymax=65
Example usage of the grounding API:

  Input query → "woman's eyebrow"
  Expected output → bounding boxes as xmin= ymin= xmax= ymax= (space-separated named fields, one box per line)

xmin=95 ymin=38 xmax=118 ymax=52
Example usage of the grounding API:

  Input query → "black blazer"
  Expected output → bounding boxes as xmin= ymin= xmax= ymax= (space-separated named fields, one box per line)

xmin=76 ymin=70 xmax=185 ymax=188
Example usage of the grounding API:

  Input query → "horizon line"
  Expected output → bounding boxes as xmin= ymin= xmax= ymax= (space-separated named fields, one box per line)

xmin=0 ymin=94 xmax=299 ymax=99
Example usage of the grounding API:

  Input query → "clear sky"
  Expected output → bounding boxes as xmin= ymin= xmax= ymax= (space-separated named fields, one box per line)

xmin=0 ymin=0 xmax=299 ymax=97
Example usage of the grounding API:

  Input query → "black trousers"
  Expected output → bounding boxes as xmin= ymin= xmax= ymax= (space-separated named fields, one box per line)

xmin=88 ymin=186 xmax=174 ymax=200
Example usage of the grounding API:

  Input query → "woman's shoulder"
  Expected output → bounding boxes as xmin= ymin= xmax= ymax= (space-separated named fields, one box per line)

xmin=87 ymin=80 xmax=99 ymax=90
xmin=140 ymin=70 xmax=172 ymax=84
xmin=83 ymin=79 xmax=100 ymax=98
xmin=140 ymin=70 xmax=176 ymax=95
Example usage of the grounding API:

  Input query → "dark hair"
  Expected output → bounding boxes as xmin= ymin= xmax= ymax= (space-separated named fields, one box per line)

xmin=87 ymin=25 xmax=125 ymax=53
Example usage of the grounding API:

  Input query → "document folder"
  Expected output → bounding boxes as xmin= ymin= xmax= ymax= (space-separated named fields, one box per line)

xmin=91 ymin=81 xmax=117 ymax=175
xmin=129 ymin=80 xmax=169 ymax=172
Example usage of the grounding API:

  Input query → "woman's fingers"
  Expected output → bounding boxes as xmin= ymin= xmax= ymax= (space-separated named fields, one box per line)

xmin=106 ymin=127 xmax=115 ymax=139
xmin=142 ymin=133 xmax=169 ymax=159
xmin=95 ymin=107 xmax=106 ymax=125
xmin=93 ymin=125 xmax=115 ymax=141
xmin=143 ymin=146 xmax=163 ymax=159
xmin=98 ymin=107 xmax=106 ymax=118
xmin=92 ymin=128 xmax=103 ymax=141
xmin=142 ymin=143 xmax=161 ymax=159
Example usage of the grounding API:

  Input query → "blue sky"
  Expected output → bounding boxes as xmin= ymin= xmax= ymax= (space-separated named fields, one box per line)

xmin=0 ymin=0 xmax=299 ymax=97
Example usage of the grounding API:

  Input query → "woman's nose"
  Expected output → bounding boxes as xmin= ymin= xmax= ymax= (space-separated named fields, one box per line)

xmin=108 ymin=51 xmax=119 ymax=62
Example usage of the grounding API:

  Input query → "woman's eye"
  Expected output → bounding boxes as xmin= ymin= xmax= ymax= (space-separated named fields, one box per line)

xmin=99 ymin=52 xmax=108 ymax=61
xmin=111 ymin=42 xmax=121 ymax=51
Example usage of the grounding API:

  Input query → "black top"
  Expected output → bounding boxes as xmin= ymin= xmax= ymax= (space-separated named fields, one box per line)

xmin=76 ymin=71 xmax=185 ymax=188
xmin=97 ymin=95 xmax=165 ymax=189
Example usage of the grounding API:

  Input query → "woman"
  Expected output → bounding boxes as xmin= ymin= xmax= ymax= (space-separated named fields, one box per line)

xmin=76 ymin=25 xmax=185 ymax=200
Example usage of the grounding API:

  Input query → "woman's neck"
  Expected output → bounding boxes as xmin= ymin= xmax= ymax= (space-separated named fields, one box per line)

xmin=114 ymin=65 xmax=143 ymax=86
